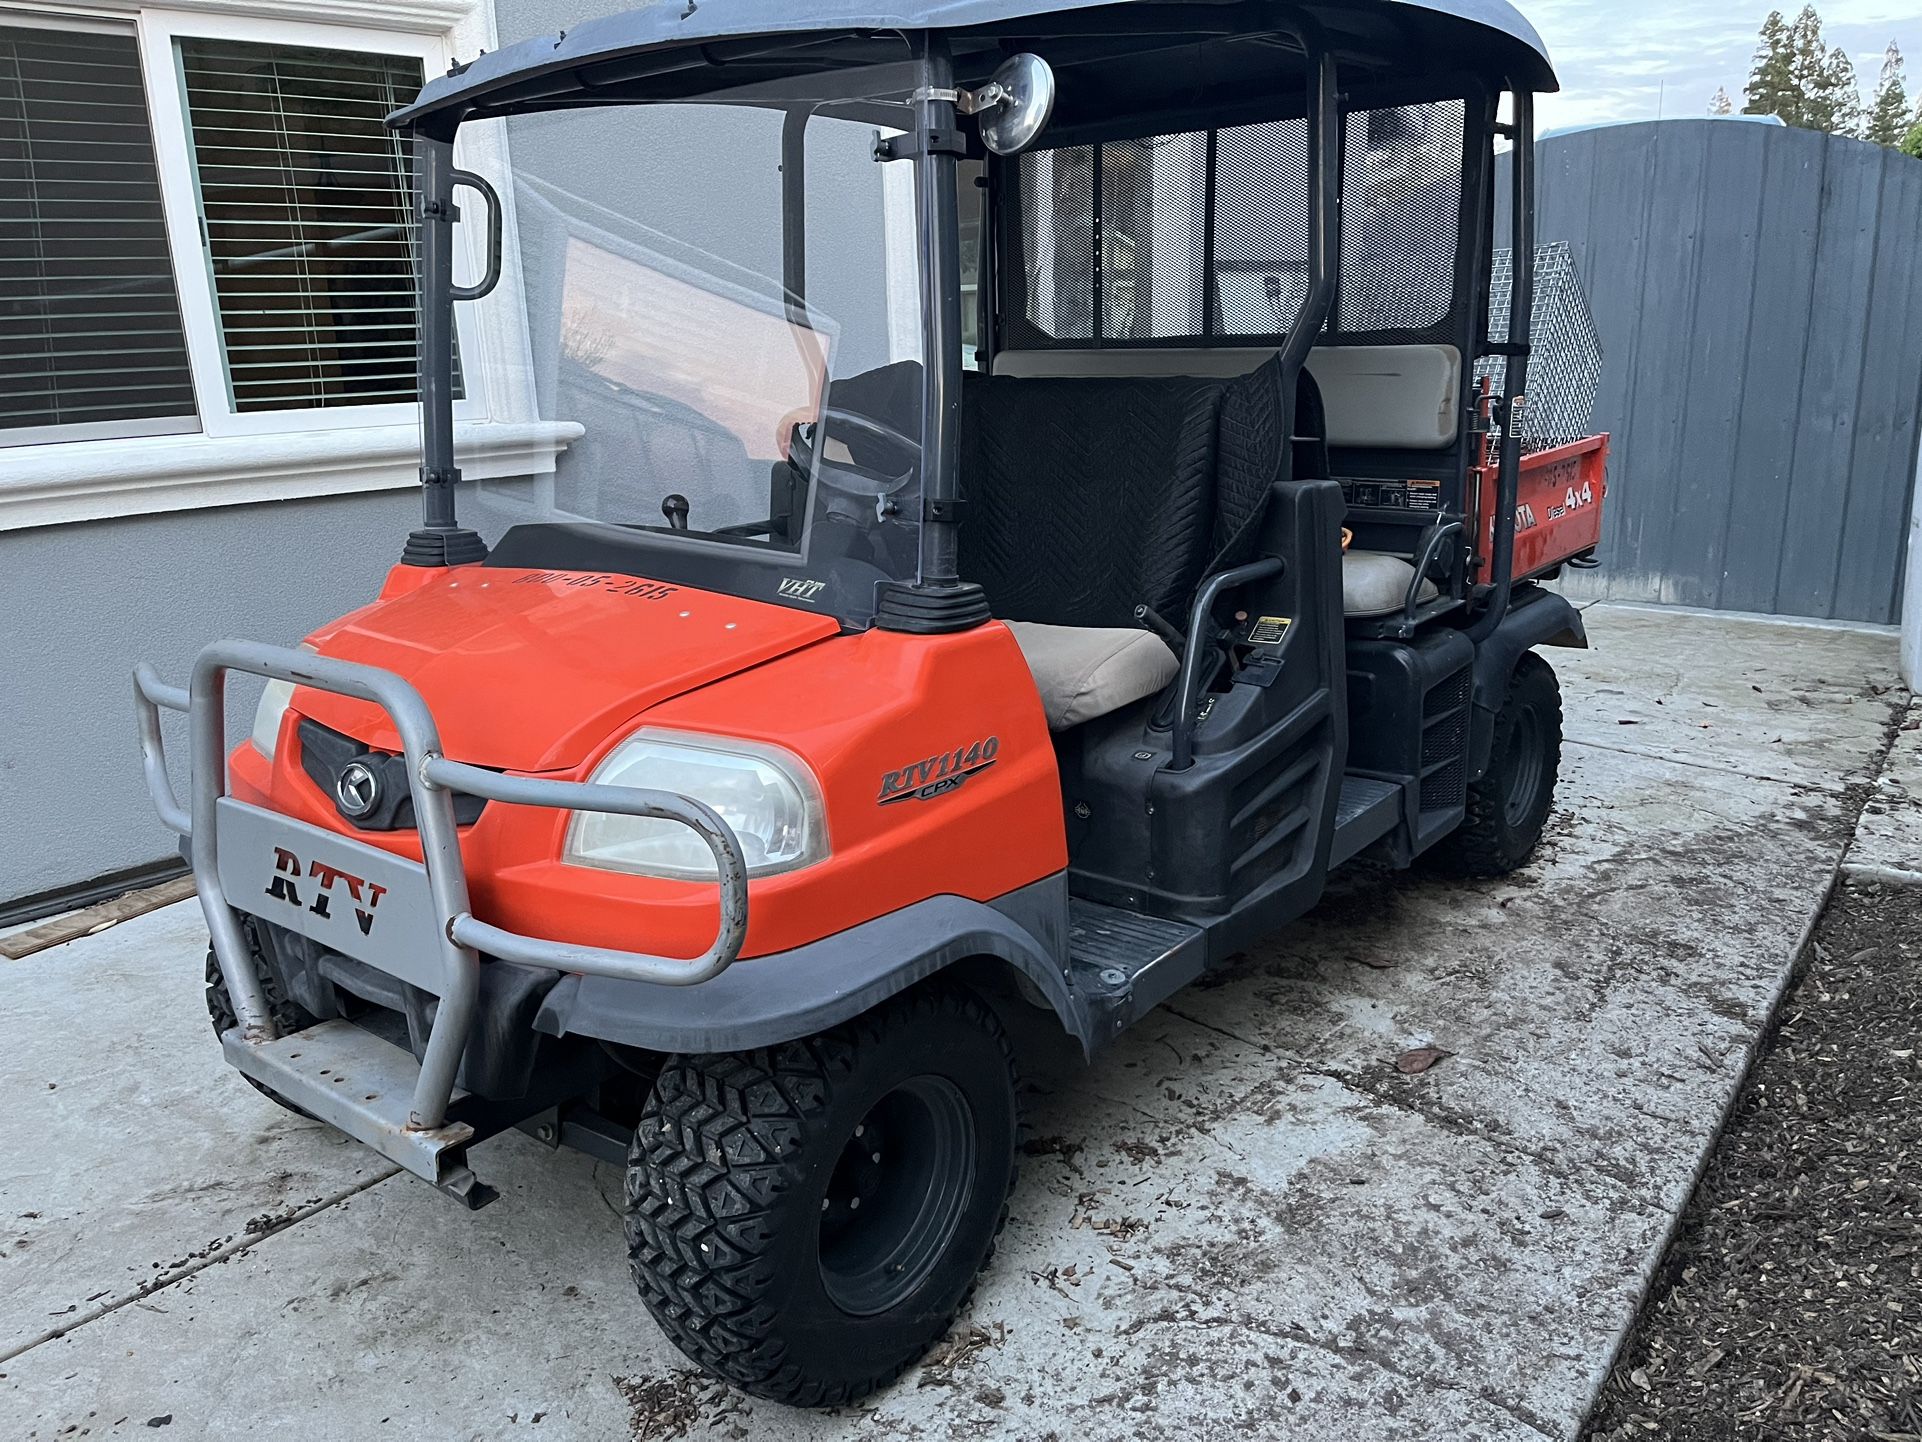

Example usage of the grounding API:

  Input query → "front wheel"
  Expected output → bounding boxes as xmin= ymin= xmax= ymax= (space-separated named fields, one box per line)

xmin=1432 ymin=650 xmax=1562 ymax=876
xmin=624 ymin=984 xmax=1018 ymax=1407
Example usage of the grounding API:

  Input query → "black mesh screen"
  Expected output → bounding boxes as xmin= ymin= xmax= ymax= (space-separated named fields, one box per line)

xmin=1009 ymin=99 xmax=1465 ymax=345
xmin=1100 ymin=132 xmax=1208 ymax=339
xmin=1215 ymin=117 xmax=1312 ymax=335
xmin=1018 ymin=145 xmax=1094 ymax=339
xmin=1338 ymin=101 xmax=1464 ymax=332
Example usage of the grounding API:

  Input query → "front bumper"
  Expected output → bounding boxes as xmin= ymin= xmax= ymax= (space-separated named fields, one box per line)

xmin=134 ymin=638 xmax=749 ymax=1203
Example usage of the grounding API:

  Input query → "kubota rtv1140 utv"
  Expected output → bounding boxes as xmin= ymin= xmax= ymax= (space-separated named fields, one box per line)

xmin=136 ymin=0 xmax=1606 ymax=1405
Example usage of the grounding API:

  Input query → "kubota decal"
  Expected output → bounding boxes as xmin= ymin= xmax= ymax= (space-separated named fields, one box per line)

xmin=878 ymin=736 xmax=1000 ymax=804
xmin=265 ymin=846 xmax=388 ymax=935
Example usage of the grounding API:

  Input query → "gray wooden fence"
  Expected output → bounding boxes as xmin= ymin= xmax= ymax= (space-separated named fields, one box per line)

xmin=1499 ymin=119 xmax=1922 ymax=624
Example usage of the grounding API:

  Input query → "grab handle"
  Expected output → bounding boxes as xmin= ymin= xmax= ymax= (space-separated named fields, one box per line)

xmin=449 ymin=168 xmax=502 ymax=302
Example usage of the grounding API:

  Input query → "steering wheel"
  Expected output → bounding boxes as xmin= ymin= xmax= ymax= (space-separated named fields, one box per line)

xmin=789 ymin=406 xmax=921 ymax=500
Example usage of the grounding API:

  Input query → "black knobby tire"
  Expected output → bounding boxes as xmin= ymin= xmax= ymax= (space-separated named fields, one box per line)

xmin=1436 ymin=650 xmax=1562 ymax=876
xmin=624 ymin=984 xmax=1019 ymax=1407
xmin=204 ymin=931 xmax=317 ymax=1117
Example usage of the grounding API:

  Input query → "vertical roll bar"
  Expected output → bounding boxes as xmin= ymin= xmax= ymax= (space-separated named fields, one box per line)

xmin=415 ymin=137 xmax=458 ymax=531
xmin=915 ymin=33 xmax=966 ymax=589
xmin=1467 ymin=89 xmax=1534 ymax=641
xmin=1276 ymin=25 xmax=1340 ymax=438
xmin=403 ymin=133 xmax=486 ymax=566
xmin=1165 ymin=25 xmax=1336 ymax=772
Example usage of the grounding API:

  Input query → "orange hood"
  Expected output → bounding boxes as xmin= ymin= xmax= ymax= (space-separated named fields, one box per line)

xmin=293 ymin=565 xmax=840 ymax=772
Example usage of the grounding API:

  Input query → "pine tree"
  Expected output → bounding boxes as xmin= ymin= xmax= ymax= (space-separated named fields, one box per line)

xmin=1747 ymin=7 xmax=1872 ymax=136
xmin=1821 ymin=45 xmax=1864 ymax=136
xmin=1743 ymin=10 xmax=1797 ymax=118
xmin=1866 ymin=42 xmax=1909 ymax=146
xmin=1709 ymin=86 xmax=1734 ymax=116
xmin=1784 ymin=6 xmax=1831 ymax=129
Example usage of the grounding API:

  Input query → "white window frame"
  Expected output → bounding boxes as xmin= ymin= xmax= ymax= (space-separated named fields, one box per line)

xmin=0 ymin=0 xmax=569 ymax=531
xmin=141 ymin=9 xmax=483 ymax=438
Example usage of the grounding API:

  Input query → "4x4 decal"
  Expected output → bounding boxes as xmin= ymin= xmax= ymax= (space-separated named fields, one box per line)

xmin=878 ymin=736 xmax=1000 ymax=805
xmin=265 ymin=846 xmax=388 ymax=936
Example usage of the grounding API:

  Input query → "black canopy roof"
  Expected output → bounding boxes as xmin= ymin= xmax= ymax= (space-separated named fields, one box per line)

xmin=390 ymin=0 xmax=1556 ymax=135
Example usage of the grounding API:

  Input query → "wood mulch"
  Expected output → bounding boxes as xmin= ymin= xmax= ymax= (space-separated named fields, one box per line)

xmin=1585 ymin=876 xmax=1921 ymax=1442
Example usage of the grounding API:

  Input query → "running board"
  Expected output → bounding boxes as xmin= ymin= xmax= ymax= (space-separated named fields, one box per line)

xmin=1067 ymin=899 xmax=1205 ymax=1047
xmin=221 ymin=1020 xmax=498 ymax=1209
xmin=1330 ymin=775 xmax=1402 ymax=867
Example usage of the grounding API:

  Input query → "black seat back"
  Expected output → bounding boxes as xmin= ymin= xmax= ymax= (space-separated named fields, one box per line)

xmin=958 ymin=356 xmax=1300 ymax=628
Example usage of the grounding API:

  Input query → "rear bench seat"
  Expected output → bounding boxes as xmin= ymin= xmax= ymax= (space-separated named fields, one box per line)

xmin=958 ymin=361 xmax=1292 ymax=728
xmin=991 ymin=344 xmax=1460 ymax=619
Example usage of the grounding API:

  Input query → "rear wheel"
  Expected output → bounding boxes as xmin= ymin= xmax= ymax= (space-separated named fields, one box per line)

xmin=1433 ymin=651 xmax=1562 ymax=876
xmin=624 ymin=985 xmax=1018 ymax=1406
xmin=204 ymin=930 xmax=317 ymax=1117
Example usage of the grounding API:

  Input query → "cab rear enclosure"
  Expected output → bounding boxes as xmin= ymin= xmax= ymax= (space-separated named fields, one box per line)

xmin=134 ymin=0 xmax=1607 ymax=1406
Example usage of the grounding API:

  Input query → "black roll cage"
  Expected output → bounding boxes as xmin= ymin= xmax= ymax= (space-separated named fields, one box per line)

xmin=399 ymin=13 xmax=1535 ymax=635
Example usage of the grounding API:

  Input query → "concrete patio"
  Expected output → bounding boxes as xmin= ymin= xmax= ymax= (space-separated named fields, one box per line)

xmin=0 ymin=603 xmax=1906 ymax=1442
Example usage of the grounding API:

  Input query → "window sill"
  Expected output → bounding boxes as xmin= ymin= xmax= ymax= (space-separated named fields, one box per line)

xmin=0 ymin=419 xmax=582 ymax=533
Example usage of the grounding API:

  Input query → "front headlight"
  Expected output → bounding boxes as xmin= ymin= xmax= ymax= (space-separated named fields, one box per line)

xmin=564 ymin=730 xmax=827 ymax=880
xmin=251 ymin=644 xmax=318 ymax=761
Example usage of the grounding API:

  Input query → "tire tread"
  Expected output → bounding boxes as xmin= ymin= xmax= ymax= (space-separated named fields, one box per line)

xmin=624 ymin=986 xmax=1016 ymax=1407
xmin=1436 ymin=651 xmax=1562 ymax=877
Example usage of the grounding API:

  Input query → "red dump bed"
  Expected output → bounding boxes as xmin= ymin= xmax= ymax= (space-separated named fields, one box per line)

xmin=1473 ymin=433 xmax=1609 ymax=582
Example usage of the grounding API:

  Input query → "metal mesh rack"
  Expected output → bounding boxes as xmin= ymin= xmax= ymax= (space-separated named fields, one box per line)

xmin=1476 ymin=240 xmax=1603 ymax=453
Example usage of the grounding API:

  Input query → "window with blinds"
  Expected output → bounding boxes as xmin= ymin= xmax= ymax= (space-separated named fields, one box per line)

xmin=0 ymin=23 xmax=197 ymax=444
xmin=178 ymin=37 xmax=457 ymax=413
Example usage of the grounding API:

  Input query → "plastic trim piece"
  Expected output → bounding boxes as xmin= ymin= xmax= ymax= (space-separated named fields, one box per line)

xmin=535 ymin=872 xmax=1084 ymax=1055
xmin=1466 ymin=583 xmax=1586 ymax=780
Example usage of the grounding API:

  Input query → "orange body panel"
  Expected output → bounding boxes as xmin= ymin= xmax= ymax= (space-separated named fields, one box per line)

xmin=229 ymin=566 xmax=1066 ymax=962
xmin=1472 ymin=434 xmax=1610 ymax=582
xmin=297 ymin=566 xmax=839 ymax=771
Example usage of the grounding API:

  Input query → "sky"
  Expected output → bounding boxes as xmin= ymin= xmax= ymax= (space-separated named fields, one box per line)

xmin=1527 ymin=0 xmax=1922 ymax=133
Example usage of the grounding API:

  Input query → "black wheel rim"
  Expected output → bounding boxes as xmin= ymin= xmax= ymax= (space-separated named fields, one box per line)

xmin=817 ymin=1075 xmax=976 ymax=1317
xmin=1504 ymin=704 xmax=1545 ymax=828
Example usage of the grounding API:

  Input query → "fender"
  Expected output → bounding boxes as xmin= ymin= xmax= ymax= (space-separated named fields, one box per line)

xmin=532 ymin=873 xmax=1093 ymax=1054
xmin=1467 ymin=583 xmax=1587 ymax=782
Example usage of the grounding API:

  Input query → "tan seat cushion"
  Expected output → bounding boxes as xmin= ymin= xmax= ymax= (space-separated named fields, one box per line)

xmin=1003 ymin=622 xmax=1180 ymax=730
xmin=1343 ymin=550 xmax=1440 ymax=617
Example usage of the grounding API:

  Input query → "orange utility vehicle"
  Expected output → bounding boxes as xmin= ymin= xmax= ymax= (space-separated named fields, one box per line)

xmin=136 ymin=0 xmax=1605 ymax=1405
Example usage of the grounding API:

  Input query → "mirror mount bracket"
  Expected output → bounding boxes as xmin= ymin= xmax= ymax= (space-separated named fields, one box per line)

xmin=872 ymin=125 xmax=972 ymax=161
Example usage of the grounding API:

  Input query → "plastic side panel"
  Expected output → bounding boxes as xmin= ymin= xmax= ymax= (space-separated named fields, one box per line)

xmin=1306 ymin=344 xmax=1462 ymax=449
xmin=467 ymin=623 xmax=1067 ymax=961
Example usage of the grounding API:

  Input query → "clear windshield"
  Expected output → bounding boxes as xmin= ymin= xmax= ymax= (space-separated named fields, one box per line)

xmin=481 ymin=64 xmax=928 ymax=620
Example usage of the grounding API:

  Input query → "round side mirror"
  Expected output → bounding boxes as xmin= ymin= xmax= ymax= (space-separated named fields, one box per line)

xmin=975 ymin=53 xmax=1056 ymax=155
